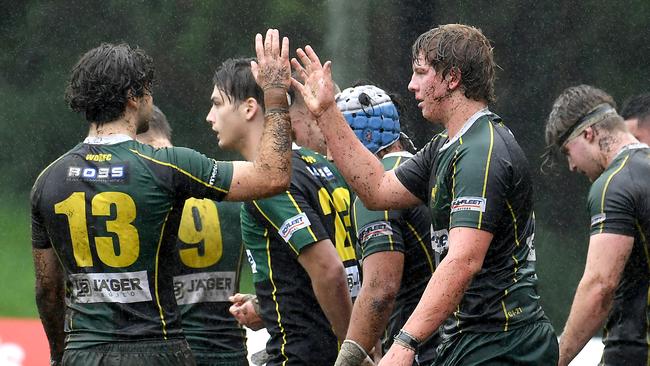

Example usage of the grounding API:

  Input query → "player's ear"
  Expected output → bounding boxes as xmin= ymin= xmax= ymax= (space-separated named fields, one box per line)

xmin=446 ymin=67 xmax=462 ymax=91
xmin=243 ymin=97 xmax=260 ymax=121
xmin=583 ymin=127 xmax=596 ymax=142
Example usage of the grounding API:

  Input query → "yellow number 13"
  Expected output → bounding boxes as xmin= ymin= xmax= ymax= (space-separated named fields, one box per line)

xmin=54 ymin=192 xmax=140 ymax=268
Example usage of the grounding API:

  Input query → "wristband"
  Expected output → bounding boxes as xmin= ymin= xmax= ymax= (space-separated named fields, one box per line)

xmin=264 ymin=107 xmax=290 ymax=115
xmin=393 ymin=329 xmax=420 ymax=351
xmin=263 ymin=83 xmax=288 ymax=92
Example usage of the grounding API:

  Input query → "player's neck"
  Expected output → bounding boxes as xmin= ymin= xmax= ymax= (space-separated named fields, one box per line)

xmin=239 ymin=122 xmax=265 ymax=161
xmin=444 ymin=98 xmax=488 ymax=140
xmin=88 ymin=115 xmax=138 ymax=139
xmin=602 ymin=132 xmax=641 ymax=167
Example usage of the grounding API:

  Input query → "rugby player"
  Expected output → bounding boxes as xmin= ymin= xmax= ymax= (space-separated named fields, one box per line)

xmin=620 ymin=92 xmax=650 ymax=144
xmin=31 ymin=29 xmax=292 ymax=366
xmin=137 ymin=106 xmax=248 ymax=366
xmin=208 ymin=57 xmax=359 ymax=366
xmin=334 ymin=84 xmax=438 ymax=366
xmin=545 ymin=85 xmax=650 ymax=366
xmin=291 ymin=24 xmax=558 ymax=365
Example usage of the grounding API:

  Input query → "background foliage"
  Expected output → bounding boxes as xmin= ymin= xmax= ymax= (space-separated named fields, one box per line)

xmin=1 ymin=0 xmax=648 ymax=333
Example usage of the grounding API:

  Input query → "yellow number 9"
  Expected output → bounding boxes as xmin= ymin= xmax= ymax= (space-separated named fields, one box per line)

xmin=178 ymin=198 xmax=223 ymax=268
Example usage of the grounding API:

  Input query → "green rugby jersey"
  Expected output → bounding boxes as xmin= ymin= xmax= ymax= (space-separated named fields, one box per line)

xmin=586 ymin=143 xmax=650 ymax=365
xmin=173 ymin=198 xmax=246 ymax=358
xmin=395 ymin=110 xmax=546 ymax=339
xmin=241 ymin=145 xmax=359 ymax=366
xmin=30 ymin=135 xmax=233 ymax=349
xmin=351 ymin=151 xmax=438 ymax=364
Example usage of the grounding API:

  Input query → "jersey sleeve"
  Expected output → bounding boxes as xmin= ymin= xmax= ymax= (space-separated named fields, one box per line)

xmin=587 ymin=168 xmax=636 ymax=237
xmin=394 ymin=139 xmax=436 ymax=202
xmin=250 ymin=188 xmax=330 ymax=254
xmin=157 ymin=147 xmax=233 ymax=202
xmin=30 ymin=172 xmax=51 ymax=249
xmin=448 ymin=127 xmax=507 ymax=233
xmin=352 ymin=196 xmax=405 ymax=259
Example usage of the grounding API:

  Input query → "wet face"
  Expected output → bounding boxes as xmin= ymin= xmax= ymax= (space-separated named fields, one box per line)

xmin=562 ymin=132 xmax=602 ymax=182
xmin=407 ymin=52 xmax=451 ymax=123
xmin=205 ymin=86 xmax=248 ymax=151
xmin=135 ymin=92 xmax=153 ymax=134
xmin=289 ymin=102 xmax=326 ymax=154
xmin=625 ymin=118 xmax=650 ymax=145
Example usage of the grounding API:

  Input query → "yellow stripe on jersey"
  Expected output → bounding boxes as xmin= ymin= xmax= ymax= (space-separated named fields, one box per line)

xmin=154 ymin=211 xmax=172 ymax=338
xmin=286 ymin=192 xmax=318 ymax=242
xmin=599 ymin=156 xmax=629 ymax=233
xmin=405 ymin=221 xmax=434 ymax=273
xmin=505 ymin=200 xmax=520 ymax=246
xmin=252 ymin=199 xmax=300 ymax=256
xmin=266 ymin=235 xmax=289 ymax=365
xmin=501 ymin=289 xmax=510 ymax=332
xmin=385 ymin=210 xmax=394 ymax=250
xmin=130 ymin=149 xmax=228 ymax=194
xmin=478 ymin=122 xmax=495 ymax=229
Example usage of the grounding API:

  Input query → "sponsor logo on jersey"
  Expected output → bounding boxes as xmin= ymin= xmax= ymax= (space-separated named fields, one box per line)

xmin=66 ymin=164 xmax=127 ymax=183
xmin=301 ymin=155 xmax=317 ymax=164
xmin=358 ymin=221 xmax=393 ymax=244
xmin=208 ymin=159 xmax=219 ymax=186
xmin=173 ymin=271 xmax=236 ymax=305
xmin=431 ymin=227 xmax=449 ymax=254
xmin=69 ymin=271 xmax=152 ymax=304
xmin=85 ymin=153 xmax=112 ymax=162
xmin=278 ymin=212 xmax=311 ymax=242
xmin=590 ymin=213 xmax=606 ymax=227
xmin=306 ymin=165 xmax=335 ymax=180
xmin=345 ymin=265 xmax=361 ymax=299
xmin=450 ymin=196 xmax=486 ymax=213
xmin=246 ymin=249 xmax=257 ymax=273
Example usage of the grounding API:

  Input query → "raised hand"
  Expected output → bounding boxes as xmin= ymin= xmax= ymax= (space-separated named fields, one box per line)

xmin=251 ymin=29 xmax=291 ymax=92
xmin=291 ymin=45 xmax=336 ymax=118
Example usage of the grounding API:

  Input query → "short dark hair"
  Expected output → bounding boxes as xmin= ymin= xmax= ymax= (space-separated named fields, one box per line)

xmin=213 ymin=58 xmax=264 ymax=108
xmin=147 ymin=105 xmax=172 ymax=141
xmin=412 ymin=24 xmax=496 ymax=104
xmin=620 ymin=92 xmax=650 ymax=126
xmin=65 ymin=43 xmax=154 ymax=123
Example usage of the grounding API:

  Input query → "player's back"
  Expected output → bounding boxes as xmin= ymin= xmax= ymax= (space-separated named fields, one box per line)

xmin=31 ymin=136 xmax=232 ymax=348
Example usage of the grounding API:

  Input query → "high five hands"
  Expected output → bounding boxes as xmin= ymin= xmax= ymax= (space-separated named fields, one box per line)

xmin=291 ymin=45 xmax=337 ymax=118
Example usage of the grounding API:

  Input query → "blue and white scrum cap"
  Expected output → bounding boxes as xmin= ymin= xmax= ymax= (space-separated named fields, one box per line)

xmin=336 ymin=85 xmax=400 ymax=154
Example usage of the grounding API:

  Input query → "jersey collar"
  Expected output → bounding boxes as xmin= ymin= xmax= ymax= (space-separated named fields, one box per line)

xmin=613 ymin=142 xmax=649 ymax=161
xmin=83 ymin=134 xmax=133 ymax=145
xmin=292 ymin=142 xmax=301 ymax=151
xmin=440 ymin=107 xmax=491 ymax=151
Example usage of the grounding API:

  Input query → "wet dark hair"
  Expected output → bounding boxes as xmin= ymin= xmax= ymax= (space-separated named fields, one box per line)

xmin=213 ymin=57 xmax=264 ymax=109
xmin=412 ymin=24 xmax=496 ymax=104
xmin=65 ymin=43 xmax=154 ymax=123
xmin=620 ymin=92 xmax=650 ymax=126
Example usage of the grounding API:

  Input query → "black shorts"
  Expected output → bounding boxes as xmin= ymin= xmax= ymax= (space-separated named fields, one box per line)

xmin=62 ymin=339 xmax=195 ymax=366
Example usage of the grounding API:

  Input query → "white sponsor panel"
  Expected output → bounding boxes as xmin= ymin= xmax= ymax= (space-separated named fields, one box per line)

xmin=174 ymin=271 xmax=236 ymax=305
xmin=357 ymin=221 xmax=393 ymax=244
xmin=590 ymin=213 xmax=606 ymax=227
xmin=450 ymin=196 xmax=486 ymax=213
xmin=278 ymin=212 xmax=311 ymax=242
xmin=346 ymin=265 xmax=361 ymax=298
xmin=246 ymin=249 xmax=257 ymax=273
xmin=526 ymin=234 xmax=536 ymax=262
xmin=431 ymin=227 xmax=449 ymax=254
xmin=70 ymin=271 xmax=152 ymax=304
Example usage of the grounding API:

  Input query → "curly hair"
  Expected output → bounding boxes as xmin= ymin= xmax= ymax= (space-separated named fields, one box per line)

xmin=65 ymin=43 xmax=154 ymax=123
xmin=412 ymin=24 xmax=496 ymax=104
xmin=213 ymin=58 xmax=264 ymax=109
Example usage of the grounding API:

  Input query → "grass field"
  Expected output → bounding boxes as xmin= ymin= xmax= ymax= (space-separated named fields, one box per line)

xmin=0 ymin=192 xmax=254 ymax=318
